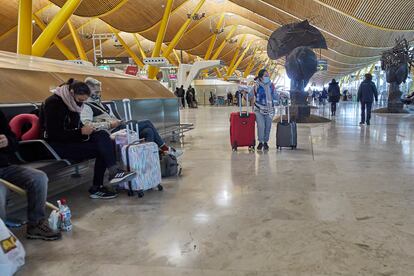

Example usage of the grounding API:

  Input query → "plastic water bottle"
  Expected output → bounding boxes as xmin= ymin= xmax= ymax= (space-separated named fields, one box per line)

xmin=48 ymin=210 xmax=60 ymax=231
xmin=57 ymin=198 xmax=72 ymax=232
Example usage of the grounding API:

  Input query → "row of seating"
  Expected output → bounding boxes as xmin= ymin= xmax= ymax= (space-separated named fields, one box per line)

xmin=2 ymin=101 xmax=193 ymax=213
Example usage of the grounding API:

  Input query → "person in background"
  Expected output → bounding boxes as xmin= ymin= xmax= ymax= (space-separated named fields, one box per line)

xmin=357 ymin=73 xmax=378 ymax=125
xmin=307 ymin=87 xmax=313 ymax=105
xmin=343 ymin=89 xmax=348 ymax=101
xmin=234 ymin=90 xmax=240 ymax=106
xmin=189 ymin=86 xmax=197 ymax=108
xmin=328 ymin=79 xmax=341 ymax=116
xmin=81 ymin=77 xmax=182 ymax=157
xmin=209 ymin=91 xmax=215 ymax=105
xmin=312 ymin=89 xmax=318 ymax=103
xmin=251 ymin=69 xmax=278 ymax=151
xmin=178 ymin=85 xmax=185 ymax=108
xmin=186 ymin=86 xmax=193 ymax=108
xmin=0 ymin=109 xmax=61 ymax=240
xmin=320 ymin=87 xmax=328 ymax=105
xmin=227 ymin=91 xmax=233 ymax=106
xmin=42 ymin=78 xmax=135 ymax=199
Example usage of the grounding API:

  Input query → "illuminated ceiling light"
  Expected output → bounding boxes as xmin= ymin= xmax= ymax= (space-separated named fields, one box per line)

xmin=113 ymin=37 xmax=123 ymax=49
xmin=187 ymin=12 xmax=206 ymax=20
xmin=226 ymin=38 xmax=238 ymax=44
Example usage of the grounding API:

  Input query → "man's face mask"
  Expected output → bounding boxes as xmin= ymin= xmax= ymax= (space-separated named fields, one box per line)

xmin=90 ymin=90 xmax=102 ymax=101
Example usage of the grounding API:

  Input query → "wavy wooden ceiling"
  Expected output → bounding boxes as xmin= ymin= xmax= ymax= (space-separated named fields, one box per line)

xmin=0 ymin=0 xmax=413 ymax=83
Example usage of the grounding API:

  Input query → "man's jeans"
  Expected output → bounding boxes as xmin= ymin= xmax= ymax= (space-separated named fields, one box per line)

xmin=138 ymin=120 xmax=165 ymax=147
xmin=361 ymin=102 xmax=373 ymax=123
xmin=0 ymin=165 xmax=48 ymax=224
xmin=255 ymin=112 xmax=273 ymax=143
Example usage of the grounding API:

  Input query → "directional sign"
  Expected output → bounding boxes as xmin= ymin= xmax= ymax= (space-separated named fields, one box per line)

xmin=97 ymin=57 xmax=130 ymax=65
xmin=317 ymin=59 xmax=328 ymax=71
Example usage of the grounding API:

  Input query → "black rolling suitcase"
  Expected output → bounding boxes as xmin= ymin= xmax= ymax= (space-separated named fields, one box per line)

xmin=276 ymin=104 xmax=297 ymax=150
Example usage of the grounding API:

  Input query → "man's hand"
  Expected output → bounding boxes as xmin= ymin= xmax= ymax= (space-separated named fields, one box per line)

xmin=0 ymin=135 xmax=8 ymax=149
xmin=81 ymin=125 xmax=94 ymax=135
xmin=110 ymin=120 xmax=122 ymax=129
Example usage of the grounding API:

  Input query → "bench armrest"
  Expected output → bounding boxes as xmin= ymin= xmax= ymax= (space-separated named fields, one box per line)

xmin=18 ymin=140 xmax=68 ymax=163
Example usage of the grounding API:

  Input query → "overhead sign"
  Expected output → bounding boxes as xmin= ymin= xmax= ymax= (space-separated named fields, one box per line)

xmin=317 ymin=59 xmax=328 ymax=71
xmin=168 ymin=68 xmax=177 ymax=80
xmin=97 ymin=57 xmax=130 ymax=65
xmin=125 ymin=65 xmax=138 ymax=76
xmin=143 ymin=57 xmax=169 ymax=66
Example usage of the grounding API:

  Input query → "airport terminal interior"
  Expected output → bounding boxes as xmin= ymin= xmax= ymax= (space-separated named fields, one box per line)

xmin=0 ymin=0 xmax=414 ymax=275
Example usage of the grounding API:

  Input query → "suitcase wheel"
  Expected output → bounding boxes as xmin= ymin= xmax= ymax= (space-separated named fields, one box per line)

xmin=137 ymin=190 xmax=144 ymax=198
xmin=248 ymin=146 xmax=255 ymax=152
xmin=157 ymin=184 xmax=164 ymax=191
xmin=232 ymin=146 xmax=237 ymax=151
xmin=127 ymin=190 xmax=134 ymax=196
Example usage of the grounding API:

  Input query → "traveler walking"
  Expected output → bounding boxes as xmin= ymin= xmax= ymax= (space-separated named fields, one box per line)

xmin=357 ymin=74 xmax=378 ymax=125
xmin=251 ymin=69 xmax=278 ymax=151
xmin=328 ymin=79 xmax=341 ymax=116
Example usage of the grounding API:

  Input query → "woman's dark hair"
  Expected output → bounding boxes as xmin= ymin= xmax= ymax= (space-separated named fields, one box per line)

xmin=254 ymin=69 xmax=267 ymax=81
xmin=365 ymin=73 xmax=373 ymax=81
xmin=60 ymin=78 xmax=91 ymax=96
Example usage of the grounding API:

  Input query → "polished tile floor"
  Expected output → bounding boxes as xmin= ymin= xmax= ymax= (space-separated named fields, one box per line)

xmin=16 ymin=102 xmax=414 ymax=275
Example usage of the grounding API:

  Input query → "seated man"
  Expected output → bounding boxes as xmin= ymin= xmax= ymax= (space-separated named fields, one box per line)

xmin=0 ymin=109 xmax=61 ymax=241
xmin=81 ymin=77 xmax=182 ymax=157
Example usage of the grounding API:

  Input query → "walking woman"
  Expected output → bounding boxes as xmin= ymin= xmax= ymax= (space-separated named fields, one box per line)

xmin=328 ymin=79 xmax=341 ymax=116
xmin=251 ymin=69 xmax=278 ymax=151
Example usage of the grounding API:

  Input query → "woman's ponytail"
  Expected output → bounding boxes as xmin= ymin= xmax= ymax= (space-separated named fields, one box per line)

xmin=255 ymin=69 xmax=267 ymax=81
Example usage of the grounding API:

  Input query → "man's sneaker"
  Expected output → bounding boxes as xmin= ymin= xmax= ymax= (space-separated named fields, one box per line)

xmin=167 ymin=147 xmax=183 ymax=158
xmin=263 ymin=143 xmax=269 ymax=151
xmin=89 ymin=186 xmax=118 ymax=199
xmin=257 ymin=143 xmax=263 ymax=151
xmin=109 ymin=169 xmax=136 ymax=185
xmin=359 ymin=122 xmax=365 ymax=125
xmin=367 ymin=121 xmax=370 ymax=125
xmin=27 ymin=220 xmax=61 ymax=241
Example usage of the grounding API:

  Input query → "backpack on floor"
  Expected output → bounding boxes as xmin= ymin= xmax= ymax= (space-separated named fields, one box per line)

xmin=160 ymin=153 xmax=181 ymax=177
xmin=0 ymin=219 xmax=25 ymax=276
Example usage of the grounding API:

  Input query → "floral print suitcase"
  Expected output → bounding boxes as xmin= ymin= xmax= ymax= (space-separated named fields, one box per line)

xmin=120 ymin=99 xmax=163 ymax=197
xmin=121 ymin=141 xmax=162 ymax=197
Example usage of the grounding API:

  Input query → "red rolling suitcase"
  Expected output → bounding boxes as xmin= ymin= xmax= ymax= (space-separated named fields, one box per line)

xmin=230 ymin=93 xmax=256 ymax=151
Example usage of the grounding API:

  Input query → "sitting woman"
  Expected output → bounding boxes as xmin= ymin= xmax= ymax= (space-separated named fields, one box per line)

xmin=81 ymin=77 xmax=182 ymax=157
xmin=42 ymin=79 xmax=135 ymax=199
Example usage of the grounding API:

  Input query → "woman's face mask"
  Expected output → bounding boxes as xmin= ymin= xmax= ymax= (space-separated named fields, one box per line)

xmin=262 ymin=76 xmax=270 ymax=84
xmin=74 ymin=94 xmax=89 ymax=106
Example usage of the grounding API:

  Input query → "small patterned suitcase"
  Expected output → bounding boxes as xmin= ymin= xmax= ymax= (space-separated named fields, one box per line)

xmin=120 ymin=99 xmax=162 ymax=197
xmin=121 ymin=141 xmax=162 ymax=197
